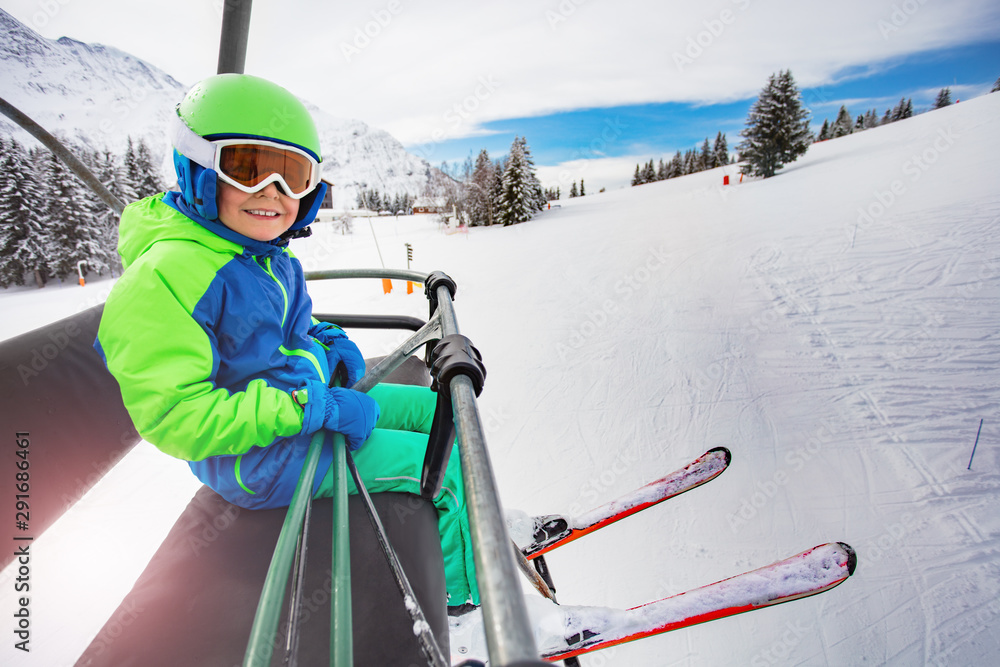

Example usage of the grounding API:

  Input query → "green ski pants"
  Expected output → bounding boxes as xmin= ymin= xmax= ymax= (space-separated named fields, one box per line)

xmin=314 ymin=382 xmax=479 ymax=606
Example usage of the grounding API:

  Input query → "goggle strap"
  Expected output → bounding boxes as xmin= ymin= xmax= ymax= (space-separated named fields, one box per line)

xmin=170 ymin=111 xmax=216 ymax=170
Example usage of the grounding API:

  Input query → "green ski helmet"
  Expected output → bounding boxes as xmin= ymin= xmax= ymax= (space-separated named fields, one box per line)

xmin=170 ymin=73 xmax=326 ymax=230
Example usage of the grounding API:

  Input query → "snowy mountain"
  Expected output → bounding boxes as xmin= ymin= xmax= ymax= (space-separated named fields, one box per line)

xmin=0 ymin=8 xmax=434 ymax=210
xmin=2 ymin=85 xmax=999 ymax=665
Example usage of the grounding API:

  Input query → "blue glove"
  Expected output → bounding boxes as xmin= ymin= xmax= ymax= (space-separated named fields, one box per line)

xmin=297 ymin=379 xmax=380 ymax=451
xmin=311 ymin=323 xmax=365 ymax=387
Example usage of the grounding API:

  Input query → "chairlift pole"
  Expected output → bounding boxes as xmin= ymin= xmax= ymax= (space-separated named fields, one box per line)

xmin=0 ymin=96 xmax=125 ymax=216
xmin=217 ymin=0 xmax=254 ymax=75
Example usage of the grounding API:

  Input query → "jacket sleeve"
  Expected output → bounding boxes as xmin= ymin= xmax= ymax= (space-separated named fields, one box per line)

xmin=97 ymin=242 xmax=306 ymax=462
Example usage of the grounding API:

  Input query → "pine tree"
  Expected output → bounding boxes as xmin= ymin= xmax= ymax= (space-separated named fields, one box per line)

xmin=683 ymin=149 xmax=696 ymax=175
xmin=632 ymin=164 xmax=642 ymax=186
xmin=669 ymin=151 xmax=683 ymax=178
xmin=831 ymin=106 xmax=853 ymax=138
xmin=890 ymin=99 xmax=905 ymax=122
xmin=933 ymin=88 xmax=952 ymax=109
xmin=86 ymin=149 xmax=127 ymax=276
xmin=132 ymin=138 xmax=163 ymax=199
xmin=467 ymin=149 xmax=496 ymax=226
xmin=642 ymin=159 xmax=656 ymax=183
xmin=992 ymin=77 xmax=1000 ymax=93
xmin=579 ymin=179 xmax=585 ymax=196
xmin=515 ymin=137 xmax=546 ymax=213
xmin=121 ymin=136 xmax=142 ymax=204
xmin=569 ymin=182 xmax=578 ymax=197
xmin=699 ymin=138 xmax=714 ymax=170
xmin=489 ymin=158 xmax=505 ymax=225
xmin=0 ymin=139 xmax=47 ymax=287
xmin=713 ymin=132 xmax=729 ymax=165
xmin=41 ymin=151 xmax=104 ymax=282
xmin=817 ymin=119 xmax=831 ymax=141
xmin=498 ymin=137 xmax=538 ymax=226
xmin=738 ymin=70 xmax=812 ymax=178
xmin=657 ymin=159 xmax=666 ymax=181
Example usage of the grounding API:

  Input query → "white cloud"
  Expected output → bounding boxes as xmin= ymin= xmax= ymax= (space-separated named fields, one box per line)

xmin=5 ymin=0 xmax=999 ymax=145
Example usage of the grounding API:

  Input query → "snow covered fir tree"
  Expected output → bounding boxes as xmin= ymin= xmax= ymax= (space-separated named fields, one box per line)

xmin=0 ymin=135 xmax=162 ymax=288
xmin=354 ymin=188 xmax=415 ymax=214
xmin=737 ymin=70 xmax=812 ymax=178
xmin=816 ymin=97 xmax=913 ymax=141
xmin=498 ymin=136 xmax=546 ymax=226
xmin=631 ymin=131 xmax=731 ymax=186
xmin=933 ymin=87 xmax=953 ymax=108
xmin=427 ymin=136 xmax=545 ymax=227
xmin=0 ymin=137 xmax=44 ymax=288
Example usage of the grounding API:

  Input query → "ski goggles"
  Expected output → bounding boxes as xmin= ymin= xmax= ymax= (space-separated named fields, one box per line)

xmin=170 ymin=113 xmax=321 ymax=199
xmin=212 ymin=139 xmax=320 ymax=198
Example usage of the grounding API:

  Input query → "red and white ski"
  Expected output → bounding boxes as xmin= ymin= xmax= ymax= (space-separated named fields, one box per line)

xmin=518 ymin=447 xmax=731 ymax=559
xmin=537 ymin=541 xmax=857 ymax=662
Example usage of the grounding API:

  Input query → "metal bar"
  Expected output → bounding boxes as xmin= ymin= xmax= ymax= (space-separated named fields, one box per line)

xmin=308 ymin=269 xmax=544 ymax=664
xmin=450 ymin=374 xmax=541 ymax=664
xmin=344 ymin=450 xmax=449 ymax=667
xmin=312 ymin=313 xmax=426 ymax=332
xmin=330 ymin=430 xmax=352 ymax=667
xmin=0 ymin=95 xmax=125 ymax=215
xmin=434 ymin=289 xmax=541 ymax=664
xmin=244 ymin=430 xmax=325 ymax=667
xmin=306 ymin=268 xmax=428 ymax=284
xmin=217 ymin=0 xmax=253 ymax=74
xmin=434 ymin=285 xmax=461 ymax=335
xmin=351 ymin=314 xmax=442 ymax=395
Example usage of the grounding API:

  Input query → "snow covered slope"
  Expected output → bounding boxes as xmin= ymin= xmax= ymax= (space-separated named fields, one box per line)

xmin=1 ymin=92 xmax=998 ymax=666
xmin=0 ymin=8 xmax=434 ymax=209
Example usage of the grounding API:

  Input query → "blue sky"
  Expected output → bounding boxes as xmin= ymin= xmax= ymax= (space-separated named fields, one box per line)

xmin=412 ymin=40 xmax=1000 ymax=190
xmin=5 ymin=0 xmax=1000 ymax=192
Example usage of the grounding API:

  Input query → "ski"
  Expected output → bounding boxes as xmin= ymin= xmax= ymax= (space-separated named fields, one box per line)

xmin=515 ymin=447 xmax=731 ymax=559
xmin=449 ymin=542 xmax=857 ymax=664
xmin=538 ymin=542 xmax=857 ymax=661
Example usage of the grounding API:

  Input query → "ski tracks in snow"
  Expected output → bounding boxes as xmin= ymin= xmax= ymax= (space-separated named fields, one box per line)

xmin=737 ymin=194 xmax=1000 ymax=664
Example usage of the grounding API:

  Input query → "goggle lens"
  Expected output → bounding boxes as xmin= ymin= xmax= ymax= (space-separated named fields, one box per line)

xmin=218 ymin=143 xmax=316 ymax=195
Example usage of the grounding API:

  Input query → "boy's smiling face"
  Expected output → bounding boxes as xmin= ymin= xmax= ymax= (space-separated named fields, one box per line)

xmin=217 ymin=181 xmax=300 ymax=241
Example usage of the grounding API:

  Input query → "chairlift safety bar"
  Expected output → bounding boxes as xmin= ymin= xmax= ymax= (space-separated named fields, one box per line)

xmin=305 ymin=268 xmax=545 ymax=666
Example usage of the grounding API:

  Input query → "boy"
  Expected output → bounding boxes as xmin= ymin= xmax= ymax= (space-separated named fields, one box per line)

xmin=96 ymin=73 xmax=477 ymax=606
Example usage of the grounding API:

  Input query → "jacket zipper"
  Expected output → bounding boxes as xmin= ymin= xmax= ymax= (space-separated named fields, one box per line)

xmin=237 ymin=252 xmax=327 ymax=497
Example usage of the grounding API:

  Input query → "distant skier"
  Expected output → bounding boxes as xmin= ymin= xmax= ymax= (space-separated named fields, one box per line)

xmin=95 ymin=73 xmax=478 ymax=607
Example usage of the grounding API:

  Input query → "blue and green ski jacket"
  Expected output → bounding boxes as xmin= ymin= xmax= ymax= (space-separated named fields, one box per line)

xmin=96 ymin=193 xmax=334 ymax=506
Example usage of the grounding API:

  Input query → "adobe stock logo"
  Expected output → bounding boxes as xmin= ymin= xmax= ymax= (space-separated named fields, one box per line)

xmin=672 ymin=0 xmax=754 ymax=72
xmin=339 ymin=1 xmax=404 ymax=63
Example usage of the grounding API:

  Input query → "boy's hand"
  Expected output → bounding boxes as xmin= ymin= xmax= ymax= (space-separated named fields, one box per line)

xmin=297 ymin=380 xmax=380 ymax=451
xmin=312 ymin=324 xmax=365 ymax=387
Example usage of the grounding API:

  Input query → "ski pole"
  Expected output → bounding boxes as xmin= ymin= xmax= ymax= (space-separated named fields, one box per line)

xmin=512 ymin=541 xmax=557 ymax=603
xmin=343 ymin=448 xmax=449 ymax=667
xmin=282 ymin=475 xmax=316 ymax=666
xmin=968 ymin=418 xmax=984 ymax=470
